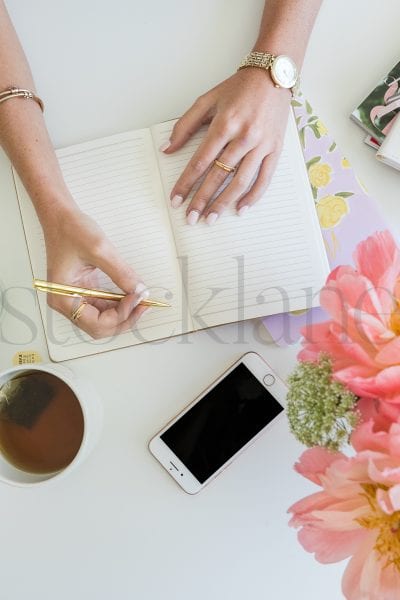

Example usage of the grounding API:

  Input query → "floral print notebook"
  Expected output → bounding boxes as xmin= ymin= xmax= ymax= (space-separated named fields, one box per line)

xmin=263 ymin=92 xmax=389 ymax=346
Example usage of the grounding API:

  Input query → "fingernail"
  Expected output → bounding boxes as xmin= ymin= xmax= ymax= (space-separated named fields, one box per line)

xmin=187 ymin=210 xmax=200 ymax=225
xmin=135 ymin=282 xmax=146 ymax=294
xmin=159 ymin=140 xmax=171 ymax=152
xmin=171 ymin=194 xmax=183 ymax=209
xmin=238 ymin=205 xmax=249 ymax=217
xmin=134 ymin=283 xmax=150 ymax=300
xmin=133 ymin=290 xmax=150 ymax=308
xmin=206 ymin=212 xmax=218 ymax=225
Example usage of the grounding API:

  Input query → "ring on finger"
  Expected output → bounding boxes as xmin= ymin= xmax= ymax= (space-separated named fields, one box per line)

xmin=213 ymin=159 xmax=236 ymax=173
xmin=70 ymin=300 xmax=88 ymax=322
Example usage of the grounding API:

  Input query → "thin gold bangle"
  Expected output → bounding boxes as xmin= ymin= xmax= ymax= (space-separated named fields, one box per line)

xmin=0 ymin=87 xmax=44 ymax=112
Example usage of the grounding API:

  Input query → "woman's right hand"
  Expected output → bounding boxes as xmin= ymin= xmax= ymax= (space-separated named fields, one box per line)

xmin=42 ymin=204 xmax=148 ymax=339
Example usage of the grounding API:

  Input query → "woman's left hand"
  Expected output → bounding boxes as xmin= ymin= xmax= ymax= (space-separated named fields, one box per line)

xmin=163 ymin=67 xmax=292 ymax=225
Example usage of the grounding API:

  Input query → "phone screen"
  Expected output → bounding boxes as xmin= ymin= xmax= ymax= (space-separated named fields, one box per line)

xmin=160 ymin=363 xmax=284 ymax=483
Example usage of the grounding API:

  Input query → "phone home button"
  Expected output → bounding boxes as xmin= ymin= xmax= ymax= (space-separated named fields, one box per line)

xmin=263 ymin=374 xmax=275 ymax=386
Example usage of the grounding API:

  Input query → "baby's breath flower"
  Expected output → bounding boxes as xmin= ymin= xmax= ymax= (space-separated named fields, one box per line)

xmin=287 ymin=355 xmax=359 ymax=451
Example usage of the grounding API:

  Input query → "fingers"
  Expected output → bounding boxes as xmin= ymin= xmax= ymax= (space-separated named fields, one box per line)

xmin=163 ymin=94 xmax=214 ymax=154
xmin=191 ymin=146 xmax=260 ymax=224
xmin=184 ymin=139 xmax=251 ymax=225
xmin=169 ymin=117 xmax=233 ymax=212
xmin=77 ymin=298 xmax=149 ymax=339
xmin=199 ymin=151 xmax=279 ymax=222
xmin=167 ymin=114 xmax=279 ymax=224
xmin=236 ymin=152 xmax=279 ymax=213
xmin=48 ymin=284 xmax=150 ymax=339
xmin=182 ymin=147 xmax=279 ymax=224
xmin=93 ymin=239 xmax=144 ymax=293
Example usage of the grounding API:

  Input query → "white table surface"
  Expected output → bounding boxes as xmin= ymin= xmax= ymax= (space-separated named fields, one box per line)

xmin=1 ymin=1 xmax=399 ymax=599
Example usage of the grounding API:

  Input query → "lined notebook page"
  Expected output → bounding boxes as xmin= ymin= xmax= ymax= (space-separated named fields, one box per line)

xmin=15 ymin=129 xmax=187 ymax=361
xmin=152 ymin=112 xmax=329 ymax=329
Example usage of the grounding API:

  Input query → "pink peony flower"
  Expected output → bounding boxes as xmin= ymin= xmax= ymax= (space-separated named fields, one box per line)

xmin=357 ymin=398 xmax=400 ymax=433
xmin=288 ymin=420 xmax=400 ymax=600
xmin=299 ymin=230 xmax=400 ymax=404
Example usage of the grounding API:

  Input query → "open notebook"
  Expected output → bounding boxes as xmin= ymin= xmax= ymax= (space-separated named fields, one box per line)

xmin=15 ymin=111 xmax=329 ymax=361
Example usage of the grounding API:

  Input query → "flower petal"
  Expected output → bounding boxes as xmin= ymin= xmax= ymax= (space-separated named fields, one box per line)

xmin=294 ymin=447 xmax=344 ymax=485
xmin=378 ymin=561 xmax=400 ymax=599
xmin=334 ymin=366 xmax=378 ymax=397
xmin=345 ymin=309 xmax=394 ymax=349
xmin=357 ymin=398 xmax=400 ymax=432
xmin=388 ymin=422 xmax=400 ymax=456
xmin=323 ymin=272 xmax=384 ymax=323
xmin=375 ymin=337 xmax=400 ymax=366
xmin=330 ymin=321 xmax=379 ymax=367
xmin=376 ymin=487 xmax=394 ymax=514
xmin=341 ymin=532 xmax=377 ymax=599
xmin=288 ymin=491 xmax=334 ymax=525
xmin=359 ymin=550 xmax=387 ymax=599
xmin=312 ymin=503 xmax=370 ymax=531
xmin=327 ymin=264 xmax=354 ymax=281
xmin=351 ymin=420 xmax=390 ymax=453
xmin=376 ymin=484 xmax=400 ymax=513
xmin=367 ymin=457 xmax=400 ymax=486
xmin=335 ymin=365 xmax=400 ymax=401
xmin=353 ymin=230 xmax=400 ymax=291
xmin=297 ymin=525 xmax=366 ymax=563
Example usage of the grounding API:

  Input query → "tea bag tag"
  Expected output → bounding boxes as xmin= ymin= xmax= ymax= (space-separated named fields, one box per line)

xmin=12 ymin=351 xmax=42 ymax=366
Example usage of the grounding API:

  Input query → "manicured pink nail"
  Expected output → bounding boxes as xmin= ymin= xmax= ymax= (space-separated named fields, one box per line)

xmin=159 ymin=140 xmax=171 ymax=152
xmin=133 ymin=290 xmax=150 ymax=308
xmin=187 ymin=210 xmax=200 ymax=225
xmin=134 ymin=282 xmax=150 ymax=301
xmin=206 ymin=212 xmax=218 ymax=225
xmin=238 ymin=205 xmax=249 ymax=217
xmin=135 ymin=282 xmax=146 ymax=294
xmin=171 ymin=194 xmax=183 ymax=208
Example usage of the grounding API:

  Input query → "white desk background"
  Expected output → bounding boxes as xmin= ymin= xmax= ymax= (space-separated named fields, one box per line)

xmin=1 ymin=2 xmax=399 ymax=599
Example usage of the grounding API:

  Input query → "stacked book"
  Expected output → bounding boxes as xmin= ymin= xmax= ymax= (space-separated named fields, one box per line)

xmin=351 ymin=60 xmax=400 ymax=170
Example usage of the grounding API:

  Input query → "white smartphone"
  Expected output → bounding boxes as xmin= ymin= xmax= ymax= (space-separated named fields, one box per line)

xmin=149 ymin=352 xmax=287 ymax=494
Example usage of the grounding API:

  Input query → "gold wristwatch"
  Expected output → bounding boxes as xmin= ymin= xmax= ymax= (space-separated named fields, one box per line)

xmin=238 ymin=51 xmax=299 ymax=92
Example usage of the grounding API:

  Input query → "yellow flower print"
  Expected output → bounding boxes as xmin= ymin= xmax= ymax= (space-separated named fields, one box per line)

xmin=341 ymin=157 xmax=351 ymax=168
xmin=316 ymin=195 xmax=349 ymax=229
xmin=308 ymin=162 xmax=332 ymax=188
xmin=315 ymin=120 xmax=328 ymax=136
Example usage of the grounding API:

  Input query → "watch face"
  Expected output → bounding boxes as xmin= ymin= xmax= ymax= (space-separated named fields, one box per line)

xmin=271 ymin=55 xmax=298 ymax=89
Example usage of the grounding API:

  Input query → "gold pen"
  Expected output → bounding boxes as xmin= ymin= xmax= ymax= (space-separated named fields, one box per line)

xmin=33 ymin=279 xmax=171 ymax=308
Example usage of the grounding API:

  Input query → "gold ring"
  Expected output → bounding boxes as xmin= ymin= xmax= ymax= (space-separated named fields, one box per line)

xmin=213 ymin=159 xmax=236 ymax=173
xmin=70 ymin=301 xmax=88 ymax=322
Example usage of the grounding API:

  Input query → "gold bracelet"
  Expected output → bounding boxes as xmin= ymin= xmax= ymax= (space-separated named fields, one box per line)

xmin=0 ymin=87 xmax=44 ymax=112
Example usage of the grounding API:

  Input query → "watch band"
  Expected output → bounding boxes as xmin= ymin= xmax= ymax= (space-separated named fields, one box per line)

xmin=238 ymin=51 xmax=299 ymax=93
xmin=238 ymin=51 xmax=276 ymax=72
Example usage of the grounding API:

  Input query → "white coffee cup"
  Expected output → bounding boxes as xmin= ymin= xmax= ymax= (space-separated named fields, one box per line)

xmin=0 ymin=363 xmax=103 ymax=487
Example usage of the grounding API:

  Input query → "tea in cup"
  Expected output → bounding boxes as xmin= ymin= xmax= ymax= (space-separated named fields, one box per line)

xmin=0 ymin=364 xmax=102 ymax=486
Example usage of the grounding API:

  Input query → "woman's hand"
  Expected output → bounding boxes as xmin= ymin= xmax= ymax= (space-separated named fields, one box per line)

xmin=164 ymin=67 xmax=292 ymax=225
xmin=42 ymin=205 xmax=148 ymax=339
